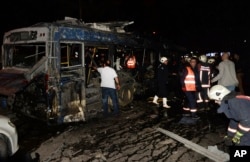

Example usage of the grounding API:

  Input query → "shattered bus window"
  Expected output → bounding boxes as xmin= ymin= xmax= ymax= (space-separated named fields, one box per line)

xmin=4 ymin=44 xmax=45 ymax=68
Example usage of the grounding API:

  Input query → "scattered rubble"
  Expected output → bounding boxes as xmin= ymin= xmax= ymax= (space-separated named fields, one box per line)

xmin=23 ymin=100 xmax=229 ymax=162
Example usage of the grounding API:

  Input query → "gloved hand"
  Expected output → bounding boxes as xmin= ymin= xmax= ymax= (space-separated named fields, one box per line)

xmin=224 ymin=135 xmax=233 ymax=146
xmin=232 ymin=131 xmax=243 ymax=144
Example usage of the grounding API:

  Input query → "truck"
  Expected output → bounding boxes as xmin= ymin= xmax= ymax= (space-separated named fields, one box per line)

xmin=0 ymin=17 xmax=152 ymax=125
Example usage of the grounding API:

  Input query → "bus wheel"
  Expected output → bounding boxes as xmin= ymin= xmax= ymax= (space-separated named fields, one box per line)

xmin=0 ymin=137 xmax=8 ymax=161
xmin=118 ymin=84 xmax=134 ymax=107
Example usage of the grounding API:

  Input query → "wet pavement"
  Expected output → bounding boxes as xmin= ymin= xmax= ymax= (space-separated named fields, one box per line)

xmin=5 ymin=96 xmax=231 ymax=162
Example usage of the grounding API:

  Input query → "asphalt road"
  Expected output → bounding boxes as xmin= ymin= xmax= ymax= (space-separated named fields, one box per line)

xmin=6 ymin=98 xmax=230 ymax=162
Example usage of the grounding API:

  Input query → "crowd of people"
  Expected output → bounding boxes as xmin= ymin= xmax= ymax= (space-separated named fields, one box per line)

xmin=150 ymin=52 xmax=250 ymax=146
xmin=91 ymin=51 xmax=250 ymax=146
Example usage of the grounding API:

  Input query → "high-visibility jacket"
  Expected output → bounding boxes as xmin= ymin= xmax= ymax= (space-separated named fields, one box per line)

xmin=183 ymin=67 xmax=196 ymax=91
xmin=198 ymin=62 xmax=211 ymax=88
xmin=126 ymin=56 xmax=136 ymax=69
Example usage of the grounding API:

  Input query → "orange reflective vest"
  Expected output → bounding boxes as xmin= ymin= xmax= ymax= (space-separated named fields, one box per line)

xmin=184 ymin=67 xmax=196 ymax=91
xmin=127 ymin=56 xmax=136 ymax=69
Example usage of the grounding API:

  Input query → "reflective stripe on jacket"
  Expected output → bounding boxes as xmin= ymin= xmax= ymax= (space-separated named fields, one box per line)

xmin=184 ymin=67 xmax=196 ymax=91
xmin=199 ymin=64 xmax=211 ymax=87
xmin=127 ymin=56 xmax=136 ymax=69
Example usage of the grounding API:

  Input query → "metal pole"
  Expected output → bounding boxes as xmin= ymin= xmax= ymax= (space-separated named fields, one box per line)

xmin=156 ymin=127 xmax=229 ymax=162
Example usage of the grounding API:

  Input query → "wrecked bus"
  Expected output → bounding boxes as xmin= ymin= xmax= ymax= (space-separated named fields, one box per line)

xmin=0 ymin=18 xmax=142 ymax=124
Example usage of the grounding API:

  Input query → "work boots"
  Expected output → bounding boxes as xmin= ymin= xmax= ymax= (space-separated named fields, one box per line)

xmin=152 ymin=95 xmax=159 ymax=105
xmin=153 ymin=95 xmax=159 ymax=105
xmin=163 ymin=98 xmax=171 ymax=108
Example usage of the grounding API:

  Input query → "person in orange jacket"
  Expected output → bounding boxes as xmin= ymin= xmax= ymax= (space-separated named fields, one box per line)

xmin=180 ymin=57 xmax=202 ymax=119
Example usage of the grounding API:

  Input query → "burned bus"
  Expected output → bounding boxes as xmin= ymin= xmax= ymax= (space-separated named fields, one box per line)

xmin=0 ymin=17 xmax=146 ymax=124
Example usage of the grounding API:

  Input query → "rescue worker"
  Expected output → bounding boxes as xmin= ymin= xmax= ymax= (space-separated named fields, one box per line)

xmin=180 ymin=57 xmax=201 ymax=119
xmin=197 ymin=55 xmax=211 ymax=110
xmin=126 ymin=54 xmax=136 ymax=69
xmin=151 ymin=57 xmax=171 ymax=108
xmin=207 ymin=57 xmax=218 ymax=87
xmin=208 ymin=85 xmax=250 ymax=146
xmin=125 ymin=53 xmax=137 ymax=76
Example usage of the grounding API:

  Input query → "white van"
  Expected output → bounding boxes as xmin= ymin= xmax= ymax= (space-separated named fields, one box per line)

xmin=0 ymin=115 xmax=19 ymax=161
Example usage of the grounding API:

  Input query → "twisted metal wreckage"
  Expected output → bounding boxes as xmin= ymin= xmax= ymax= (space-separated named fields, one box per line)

xmin=0 ymin=17 xmax=170 ymax=125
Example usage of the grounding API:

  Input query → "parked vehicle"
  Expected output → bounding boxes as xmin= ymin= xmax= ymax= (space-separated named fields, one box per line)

xmin=0 ymin=115 xmax=19 ymax=161
xmin=0 ymin=17 xmax=151 ymax=125
xmin=1 ymin=17 xmax=184 ymax=125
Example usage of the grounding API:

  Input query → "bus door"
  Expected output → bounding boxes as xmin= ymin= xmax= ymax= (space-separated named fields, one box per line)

xmin=59 ymin=42 xmax=85 ymax=123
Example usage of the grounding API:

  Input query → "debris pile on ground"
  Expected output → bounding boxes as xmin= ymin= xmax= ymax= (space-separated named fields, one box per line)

xmin=28 ymin=101 xmax=228 ymax=162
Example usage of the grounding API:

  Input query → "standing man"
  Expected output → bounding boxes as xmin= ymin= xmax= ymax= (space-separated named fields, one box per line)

xmin=151 ymin=57 xmax=171 ymax=108
xmin=180 ymin=57 xmax=201 ymax=119
xmin=197 ymin=54 xmax=211 ymax=110
xmin=93 ymin=60 xmax=120 ymax=117
xmin=211 ymin=52 xmax=238 ymax=91
xmin=208 ymin=85 xmax=250 ymax=146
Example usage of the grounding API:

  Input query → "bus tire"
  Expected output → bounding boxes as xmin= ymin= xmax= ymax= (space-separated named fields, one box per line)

xmin=0 ymin=137 xmax=8 ymax=161
xmin=118 ymin=84 xmax=134 ymax=107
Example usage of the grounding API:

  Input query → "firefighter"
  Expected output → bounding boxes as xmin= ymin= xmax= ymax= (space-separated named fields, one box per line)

xmin=125 ymin=53 xmax=137 ymax=77
xmin=208 ymin=85 xmax=250 ymax=146
xmin=197 ymin=55 xmax=211 ymax=110
xmin=207 ymin=57 xmax=219 ymax=86
xmin=151 ymin=57 xmax=171 ymax=108
xmin=180 ymin=57 xmax=201 ymax=119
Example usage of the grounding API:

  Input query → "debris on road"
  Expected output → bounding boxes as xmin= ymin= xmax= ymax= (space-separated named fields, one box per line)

xmin=157 ymin=127 xmax=230 ymax=162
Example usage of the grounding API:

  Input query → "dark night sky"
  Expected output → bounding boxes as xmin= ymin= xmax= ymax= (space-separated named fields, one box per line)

xmin=1 ymin=0 xmax=250 ymax=53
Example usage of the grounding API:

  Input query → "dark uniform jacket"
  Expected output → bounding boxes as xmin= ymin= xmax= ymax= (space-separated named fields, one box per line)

xmin=155 ymin=63 xmax=169 ymax=97
xmin=218 ymin=92 xmax=250 ymax=145
xmin=157 ymin=63 xmax=169 ymax=86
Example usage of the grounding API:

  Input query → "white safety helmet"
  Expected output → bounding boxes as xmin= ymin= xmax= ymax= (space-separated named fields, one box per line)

xmin=207 ymin=58 xmax=215 ymax=64
xmin=208 ymin=85 xmax=230 ymax=101
xmin=199 ymin=55 xmax=207 ymax=63
xmin=160 ymin=57 xmax=168 ymax=63
xmin=192 ymin=54 xmax=198 ymax=58
xmin=185 ymin=57 xmax=191 ymax=63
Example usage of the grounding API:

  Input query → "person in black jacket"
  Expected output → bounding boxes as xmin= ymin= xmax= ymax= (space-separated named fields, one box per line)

xmin=209 ymin=85 xmax=250 ymax=146
xmin=151 ymin=57 xmax=171 ymax=108
xmin=197 ymin=55 xmax=212 ymax=111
